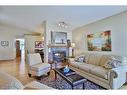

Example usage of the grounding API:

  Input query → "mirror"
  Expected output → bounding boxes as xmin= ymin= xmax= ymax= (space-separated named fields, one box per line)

xmin=51 ymin=31 xmax=67 ymax=44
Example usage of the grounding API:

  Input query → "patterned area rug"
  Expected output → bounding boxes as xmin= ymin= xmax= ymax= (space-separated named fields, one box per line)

xmin=38 ymin=75 xmax=104 ymax=90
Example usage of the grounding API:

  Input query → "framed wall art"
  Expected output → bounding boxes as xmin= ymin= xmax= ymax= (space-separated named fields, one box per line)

xmin=35 ymin=41 xmax=44 ymax=48
xmin=87 ymin=30 xmax=111 ymax=51
xmin=1 ymin=41 xmax=9 ymax=46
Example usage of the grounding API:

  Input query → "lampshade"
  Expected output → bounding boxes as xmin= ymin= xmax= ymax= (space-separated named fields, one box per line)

xmin=71 ymin=43 xmax=76 ymax=48
xmin=42 ymin=36 xmax=44 ymax=41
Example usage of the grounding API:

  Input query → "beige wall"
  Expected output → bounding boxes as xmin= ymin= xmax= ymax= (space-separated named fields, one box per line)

xmin=0 ymin=32 xmax=16 ymax=60
xmin=0 ymin=22 xmax=32 ymax=60
xmin=72 ymin=11 xmax=127 ymax=56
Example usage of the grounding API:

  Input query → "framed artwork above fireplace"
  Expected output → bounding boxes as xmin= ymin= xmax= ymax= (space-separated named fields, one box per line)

xmin=51 ymin=31 xmax=67 ymax=44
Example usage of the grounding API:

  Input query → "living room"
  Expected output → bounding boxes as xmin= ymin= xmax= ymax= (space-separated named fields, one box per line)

xmin=1 ymin=4 xmax=127 ymax=94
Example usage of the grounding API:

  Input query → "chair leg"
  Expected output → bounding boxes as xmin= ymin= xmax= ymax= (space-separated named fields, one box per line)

xmin=28 ymin=73 xmax=31 ymax=77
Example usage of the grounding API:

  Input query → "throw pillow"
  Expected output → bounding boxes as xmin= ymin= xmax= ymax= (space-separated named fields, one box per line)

xmin=74 ymin=55 xmax=86 ymax=63
xmin=103 ymin=58 xmax=123 ymax=69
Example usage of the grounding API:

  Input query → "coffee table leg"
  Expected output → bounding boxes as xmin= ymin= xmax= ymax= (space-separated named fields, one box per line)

xmin=83 ymin=83 xmax=85 ymax=89
xmin=71 ymin=85 xmax=74 ymax=89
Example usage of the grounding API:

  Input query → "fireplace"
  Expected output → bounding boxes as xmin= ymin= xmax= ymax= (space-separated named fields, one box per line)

xmin=48 ymin=46 xmax=68 ymax=62
xmin=53 ymin=51 xmax=66 ymax=62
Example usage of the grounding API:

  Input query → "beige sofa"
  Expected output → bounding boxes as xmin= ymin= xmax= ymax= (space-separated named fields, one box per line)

xmin=68 ymin=53 xmax=127 ymax=89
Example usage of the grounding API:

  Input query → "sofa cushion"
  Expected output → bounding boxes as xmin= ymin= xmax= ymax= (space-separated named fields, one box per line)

xmin=99 ymin=55 xmax=111 ymax=66
xmin=30 ymin=63 xmax=50 ymax=72
xmin=83 ymin=53 xmax=91 ymax=63
xmin=90 ymin=66 xmax=110 ymax=80
xmin=78 ymin=63 xmax=97 ymax=73
xmin=87 ymin=53 xmax=102 ymax=66
xmin=70 ymin=62 xmax=84 ymax=68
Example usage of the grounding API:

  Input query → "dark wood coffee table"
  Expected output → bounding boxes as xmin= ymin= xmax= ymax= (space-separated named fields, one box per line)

xmin=54 ymin=68 xmax=87 ymax=89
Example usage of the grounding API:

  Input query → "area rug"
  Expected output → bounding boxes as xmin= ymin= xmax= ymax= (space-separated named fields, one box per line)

xmin=38 ymin=75 xmax=104 ymax=90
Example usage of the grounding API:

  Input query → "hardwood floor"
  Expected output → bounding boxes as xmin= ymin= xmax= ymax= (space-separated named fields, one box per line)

xmin=0 ymin=56 xmax=36 ymax=85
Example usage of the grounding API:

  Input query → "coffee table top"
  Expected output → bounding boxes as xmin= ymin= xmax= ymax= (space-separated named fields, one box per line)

xmin=54 ymin=68 xmax=86 ymax=86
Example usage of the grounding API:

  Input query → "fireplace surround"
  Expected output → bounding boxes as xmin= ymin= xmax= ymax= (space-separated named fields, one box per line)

xmin=53 ymin=51 xmax=66 ymax=62
xmin=48 ymin=46 xmax=68 ymax=63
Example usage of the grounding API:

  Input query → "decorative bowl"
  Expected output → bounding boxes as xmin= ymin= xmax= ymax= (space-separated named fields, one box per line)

xmin=63 ymin=67 xmax=70 ymax=73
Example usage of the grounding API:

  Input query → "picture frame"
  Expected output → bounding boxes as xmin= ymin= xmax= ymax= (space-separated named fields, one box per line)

xmin=87 ymin=30 xmax=111 ymax=51
xmin=51 ymin=31 xmax=67 ymax=44
xmin=35 ymin=41 xmax=44 ymax=48
xmin=1 ymin=41 xmax=9 ymax=46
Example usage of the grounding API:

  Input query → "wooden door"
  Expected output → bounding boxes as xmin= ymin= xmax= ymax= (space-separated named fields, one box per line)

xmin=16 ymin=40 xmax=21 ymax=57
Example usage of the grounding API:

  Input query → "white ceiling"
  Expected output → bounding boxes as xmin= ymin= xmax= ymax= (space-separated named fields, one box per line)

xmin=0 ymin=6 xmax=127 ymax=33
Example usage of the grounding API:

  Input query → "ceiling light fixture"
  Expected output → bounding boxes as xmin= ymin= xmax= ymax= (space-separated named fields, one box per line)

xmin=58 ymin=21 xmax=68 ymax=28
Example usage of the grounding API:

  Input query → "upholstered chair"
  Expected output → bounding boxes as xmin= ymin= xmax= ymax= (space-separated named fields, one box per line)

xmin=27 ymin=53 xmax=50 ymax=78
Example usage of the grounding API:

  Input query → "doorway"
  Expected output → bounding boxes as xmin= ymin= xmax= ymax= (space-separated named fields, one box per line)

xmin=16 ymin=39 xmax=25 ymax=59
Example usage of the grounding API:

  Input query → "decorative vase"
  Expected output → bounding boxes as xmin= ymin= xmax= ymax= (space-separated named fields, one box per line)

xmin=63 ymin=65 xmax=70 ymax=73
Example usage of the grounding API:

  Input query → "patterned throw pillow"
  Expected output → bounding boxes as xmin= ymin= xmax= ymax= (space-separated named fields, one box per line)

xmin=74 ymin=55 xmax=86 ymax=63
xmin=103 ymin=58 xmax=123 ymax=69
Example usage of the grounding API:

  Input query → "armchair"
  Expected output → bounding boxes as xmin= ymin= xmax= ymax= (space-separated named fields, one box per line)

xmin=27 ymin=53 xmax=50 ymax=77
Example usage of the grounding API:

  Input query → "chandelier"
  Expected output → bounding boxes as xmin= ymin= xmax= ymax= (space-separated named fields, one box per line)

xmin=58 ymin=21 xmax=68 ymax=28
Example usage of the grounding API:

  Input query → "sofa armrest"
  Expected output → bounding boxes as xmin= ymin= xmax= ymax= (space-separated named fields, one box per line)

xmin=109 ymin=66 xmax=127 ymax=89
